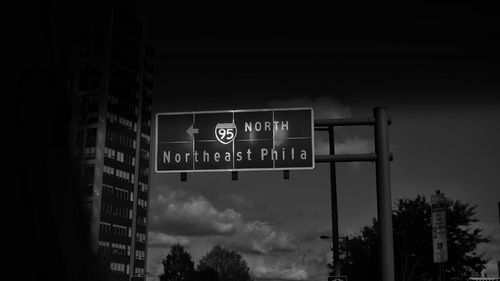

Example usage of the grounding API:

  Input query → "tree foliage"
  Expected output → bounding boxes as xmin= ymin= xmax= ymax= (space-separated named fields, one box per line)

xmin=198 ymin=245 xmax=252 ymax=281
xmin=160 ymin=244 xmax=195 ymax=281
xmin=332 ymin=195 xmax=489 ymax=281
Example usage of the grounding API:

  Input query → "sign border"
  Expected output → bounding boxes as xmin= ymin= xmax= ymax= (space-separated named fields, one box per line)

xmin=154 ymin=107 xmax=315 ymax=173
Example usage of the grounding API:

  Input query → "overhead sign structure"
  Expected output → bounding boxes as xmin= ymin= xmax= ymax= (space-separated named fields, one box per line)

xmin=155 ymin=108 xmax=314 ymax=173
xmin=431 ymin=191 xmax=448 ymax=263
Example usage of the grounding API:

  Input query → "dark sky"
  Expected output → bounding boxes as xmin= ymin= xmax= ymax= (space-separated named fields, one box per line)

xmin=137 ymin=7 xmax=500 ymax=280
xmin=139 ymin=7 xmax=499 ymax=109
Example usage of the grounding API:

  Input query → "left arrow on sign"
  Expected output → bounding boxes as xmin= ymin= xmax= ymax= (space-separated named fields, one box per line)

xmin=186 ymin=125 xmax=199 ymax=137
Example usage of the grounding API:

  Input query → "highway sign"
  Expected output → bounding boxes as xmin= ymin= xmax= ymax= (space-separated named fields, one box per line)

xmin=431 ymin=192 xmax=448 ymax=263
xmin=155 ymin=108 xmax=314 ymax=173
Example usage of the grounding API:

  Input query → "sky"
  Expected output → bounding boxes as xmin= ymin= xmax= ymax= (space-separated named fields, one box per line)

xmin=135 ymin=7 xmax=500 ymax=281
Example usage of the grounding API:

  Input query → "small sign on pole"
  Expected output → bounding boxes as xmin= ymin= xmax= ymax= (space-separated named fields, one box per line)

xmin=431 ymin=191 xmax=448 ymax=263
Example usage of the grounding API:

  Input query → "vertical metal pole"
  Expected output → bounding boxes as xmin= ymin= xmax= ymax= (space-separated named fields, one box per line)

xmin=442 ymin=263 xmax=445 ymax=281
xmin=374 ymin=107 xmax=395 ymax=281
xmin=444 ymin=263 xmax=446 ymax=281
xmin=438 ymin=263 xmax=443 ymax=281
xmin=328 ymin=126 xmax=341 ymax=276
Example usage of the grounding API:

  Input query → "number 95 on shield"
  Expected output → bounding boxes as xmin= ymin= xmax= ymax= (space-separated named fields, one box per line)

xmin=215 ymin=123 xmax=237 ymax=144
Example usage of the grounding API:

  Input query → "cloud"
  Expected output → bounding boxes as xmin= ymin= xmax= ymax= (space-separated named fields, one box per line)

xmin=148 ymin=232 xmax=191 ymax=247
xmin=149 ymin=187 xmax=242 ymax=236
xmin=335 ymin=136 xmax=373 ymax=154
xmin=146 ymin=187 xmax=333 ymax=281
xmin=149 ymin=186 xmax=298 ymax=255
xmin=247 ymin=248 xmax=330 ymax=281
xmin=251 ymin=257 xmax=308 ymax=281
xmin=253 ymin=264 xmax=308 ymax=281
xmin=475 ymin=222 xmax=500 ymax=276
xmin=315 ymin=135 xmax=373 ymax=155
xmin=222 ymin=221 xmax=297 ymax=255
xmin=219 ymin=193 xmax=254 ymax=208
xmin=147 ymin=255 xmax=165 ymax=281
xmin=267 ymin=96 xmax=352 ymax=119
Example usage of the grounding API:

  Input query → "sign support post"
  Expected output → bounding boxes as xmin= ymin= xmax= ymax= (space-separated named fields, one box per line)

xmin=315 ymin=107 xmax=394 ymax=281
xmin=374 ymin=107 xmax=396 ymax=281
xmin=328 ymin=125 xmax=341 ymax=277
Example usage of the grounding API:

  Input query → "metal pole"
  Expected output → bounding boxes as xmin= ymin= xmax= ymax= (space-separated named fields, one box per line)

xmin=328 ymin=126 xmax=341 ymax=276
xmin=374 ymin=107 xmax=395 ymax=281
xmin=439 ymin=263 xmax=443 ymax=281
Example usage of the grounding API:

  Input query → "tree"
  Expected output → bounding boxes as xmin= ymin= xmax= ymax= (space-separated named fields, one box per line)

xmin=193 ymin=267 xmax=219 ymax=281
xmin=160 ymin=244 xmax=195 ymax=281
xmin=197 ymin=246 xmax=252 ymax=281
xmin=333 ymin=195 xmax=489 ymax=281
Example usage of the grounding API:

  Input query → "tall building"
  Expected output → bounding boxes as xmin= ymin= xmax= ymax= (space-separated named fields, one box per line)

xmin=73 ymin=5 xmax=153 ymax=281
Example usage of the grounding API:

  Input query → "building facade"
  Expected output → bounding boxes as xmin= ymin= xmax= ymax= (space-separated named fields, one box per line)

xmin=73 ymin=6 xmax=153 ymax=281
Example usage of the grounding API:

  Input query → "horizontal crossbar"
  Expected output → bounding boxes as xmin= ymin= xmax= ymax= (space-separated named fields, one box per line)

xmin=314 ymin=117 xmax=391 ymax=127
xmin=315 ymin=153 xmax=393 ymax=163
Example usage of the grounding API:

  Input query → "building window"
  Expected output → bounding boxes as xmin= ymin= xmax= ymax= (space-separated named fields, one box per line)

xmin=113 ymin=224 xmax=128 ymax=237
xmin=107 ymin=112 xmax=118 ymax=123
xmin=135 ymin=250 xmax=145 ymax=261
xmin=83 ymin=129 xmax=97 ymax=159
xmin=76 ymin=130 xmax=84 ymax=157
xmin=116 ymin=151 xmax=123 ymax=162
xmin=141 ymin=132 xmax=150 ymax=143
xmin=81 ymin=184 xmax=93 ymax=197
xmin=111 ymin=243 xmax=128 ymax=256
xmin=98 ymin=241 xmax=110 ymax=253
xmin=137 ymin=216 xmax=147 ymax=226
xmin=136 ymin=232 xmax=146 ymax=243
xmin=140 ymin=149 xmax=149 ymax=160
xmin=139 ymin=166 xmax=149 ymax=177
xmin=138 ymin=198 xmax=147 ymax=209
xmin=110 ymin=262 xmax=126 ymax=273
xmin=100 ymin=222 xmax=111 ymax=234
xmin=114 ymin=187 xmax=129 ymax=201
xmin=134 ymin=267 xmax=144 ymax=277
xmin=83 ymin=147 xmax=96 ymax=160
xmin=103 ymin=165 xmax=115 ymax=175
xmin=139 ymin=182 xmax=148 ymax=192
xmin=87 ymin=110 xmax=99 ymax=124
xmin=82 ymin=201 xmax=92 ymax=212
xmin=103 ymin=203 xmax=132 ymax=220
xmin=142 ymin=118 xmax=151 ymax=128
xmin=102 ymin=185 xmax=113 ymax=196
xmin=106 ymin=130 xmax=136 ymax=148
xmin=108 ymin=95 xmax=118 ymax=104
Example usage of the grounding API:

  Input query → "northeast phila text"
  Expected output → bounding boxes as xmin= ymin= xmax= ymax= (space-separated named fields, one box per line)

xmin=163 ymin=147 xmax=308 ymax=164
